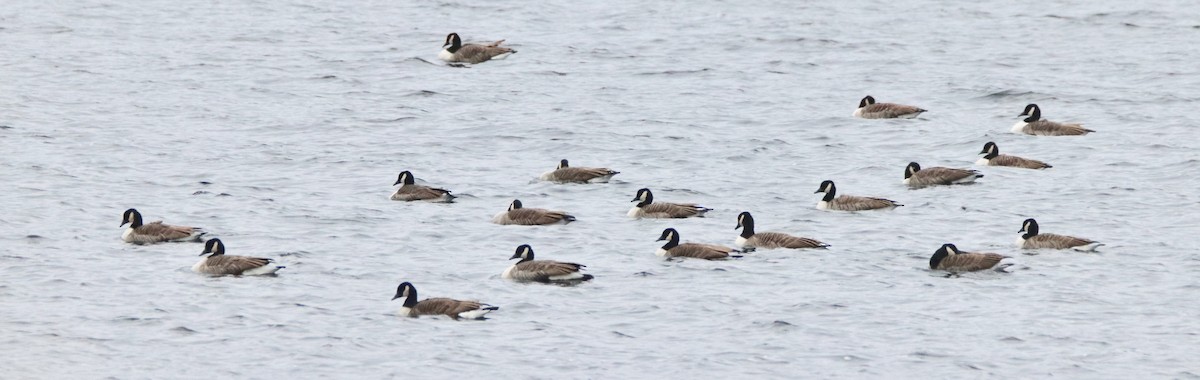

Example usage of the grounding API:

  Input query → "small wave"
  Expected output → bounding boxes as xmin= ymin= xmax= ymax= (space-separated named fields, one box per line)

xmin=636 ymin=68 xmax=712 ymax=76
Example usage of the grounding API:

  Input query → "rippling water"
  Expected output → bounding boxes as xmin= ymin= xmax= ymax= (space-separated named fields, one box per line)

xmin=3 ymin=0 xmax=1200 ymax=378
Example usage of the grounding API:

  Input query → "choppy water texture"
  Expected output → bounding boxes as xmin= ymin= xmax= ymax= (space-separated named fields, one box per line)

xmin=3 ymin=0 xmax=1200 ymax=378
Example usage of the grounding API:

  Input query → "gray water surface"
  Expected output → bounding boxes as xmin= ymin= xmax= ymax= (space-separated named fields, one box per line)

xmin=3 ymin=0 xmax=1199 ymax=378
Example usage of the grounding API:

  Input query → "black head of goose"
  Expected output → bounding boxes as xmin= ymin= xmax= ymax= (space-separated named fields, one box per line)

xmin=655 ymin=228 xmax=739 ymax=260
xmin=438 ymin=32 xmax=516 ymax=64
xmin=120 ymin=208 xmax=206 ymax=244
xmin=813 ymin=180 xmax=902 ymax=211
xmin=540 ymin=159 xmax=620 ymax=183
xmin=977 ymin=142 xmax=1052 ymax=169
xmin=1018 ymin=218 xmax=1103 ymax=251
xmin=734 ymin=211 xmax=828 ymax=250
xmin=1012 ymin=104 xmax=1093 ymax=136
xmin=903 ymin=162 xmax=983 ymax=188
xmin=853 ymin=95 xmax=927 ymax=119
xmin=193 ymin=238 xmax=284 ymax=276
xmin=392 ymin=281 xmax=498 ymax=320
xmin=391 ymin=170 xmax=456 ymax=203
xmin=628 ymin=188 xmax=711 ymax=219
xmin=492 ymin=199 xmax=576 ymax=225
xmin=929 ymin=243 xmax=1010 ymax=272
xmin=502 ymin=244 xmax=593 ymax=283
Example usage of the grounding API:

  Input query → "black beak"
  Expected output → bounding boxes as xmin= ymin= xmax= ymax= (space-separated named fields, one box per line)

xmin=813 ymin=190 xmax=821 ymax=194
xmin=120 ymin=222 xmax=128 ymax=227
xmin=656 ymin=237 xmax=665 ymax=241
xmin=391 ymin=294 xmax=400 ymax=300
xmin=630 ymin=198 xmax=639 ymax=202
xmin=199 ymin=252 xmax=208 ymax=256
xmin=393 ymin=180 xmax=401 ymax=186
xmin=509 ymin=254 xmax=520 ymax=260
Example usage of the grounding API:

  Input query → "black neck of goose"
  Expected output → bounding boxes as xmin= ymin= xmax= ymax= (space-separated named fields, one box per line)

xmin=1023 ymin=223 xmax=1039 ymax=239
xmin=129 ymin=213 xmax=143 ymax=228
xmin=446 ymin=37 xmax=462 ymax=53
xmin=637 ymin=192 xmax=654 ymax=208
xmin=1024 ymin=107 xmax=1041 ymax=123
xmin=739 ymin=218 xmax=755 ymax=238
xmin=822 ymin=186 xmax=836 ymax=202
xmin=984 ymin=147 xmax=999 ymax=159
xmin=402 ymin=286 xmax=419 ymax=307
xmin=212 ymin=244 xmax=225 ymax=256
xmin=661 ymin=232 xmax=679 ymax=250
xmin=519 ymin=251 xmax=534 ymax=263
xmin=930 ymin=249 xmax=947 ymax=269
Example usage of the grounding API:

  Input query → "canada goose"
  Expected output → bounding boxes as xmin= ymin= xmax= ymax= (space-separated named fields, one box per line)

xmin=853 ymin=95 xmax=927 ymax=119
xmin=1018 ymin=218 xmax=1103 ymax=251
xmin=1012 ymin=104 xmax=1093 ymax=136
xmin=977 ymin=142 xmax=1052 ymax=169
xmin=392 ymin=282 xmax=498 ymax=320
xmin=390 ymin=171 xmax=455 ymax=202
xmin=628 ymin=188 xmax=711 ymax=218
xmin=813 ymin=180 xmax=902 ymax=211
xmin=929 ymin=243 xmax=1010 ymax=272
xmin=540 ymin=159 xmax=619 ymax=183
xmin=437 ymin=33 xmax=515 ymax=64
xmin=120 ymin=208 xmax=206 ymax=244
xmin=734 ymin=212 xmax=828 ymax=250
xmin=502 ymin=244 xmax=594 ymax=283
xmin=492 ymin=199 xmax=576 ymax=225
xmin=656 ymin=228 xmax=739 ymax=260
xmin=193 ymin=239 xmax=284 ymax=276
xmin=903 ymin=162 xmax=983 ymax=189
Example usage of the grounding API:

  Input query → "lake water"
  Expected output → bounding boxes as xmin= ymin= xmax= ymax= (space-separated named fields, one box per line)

xmin=3 ymin=0 xmax=1199 ymax=378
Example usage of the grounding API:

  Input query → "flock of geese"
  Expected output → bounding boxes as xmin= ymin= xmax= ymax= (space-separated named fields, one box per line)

xmin=117 ymin=32 xmax=1104 ymax=321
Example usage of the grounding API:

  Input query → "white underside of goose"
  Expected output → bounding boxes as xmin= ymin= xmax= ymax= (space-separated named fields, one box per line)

xmin=734 ymin=236 xmax=749 ymax=247
xmin=628 ymin=207 xmax=643 ymax=218
xmin=816 ymin=201 xmax=831 ymax=210
xmin=655 ymin=248 xmax=670 ymax=257
xmin=1011 ymin=121 xmax=1028 ymax=133
xmin=976 ymin=157 xmax=991 ymax=165
xmin=437 ymin=49 xmax=455 ymax=62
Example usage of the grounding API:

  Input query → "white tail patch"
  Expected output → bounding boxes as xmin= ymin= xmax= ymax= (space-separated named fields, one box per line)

xmin=548 ymin=272 xmax=586 ymax=281
xmin=1073 ymin=242 xmax=1105 ymax=252
xmin=457 ymin=307 xmax=495 ymax=320
xmin=242 ymin=265 xmax=284 ymax=276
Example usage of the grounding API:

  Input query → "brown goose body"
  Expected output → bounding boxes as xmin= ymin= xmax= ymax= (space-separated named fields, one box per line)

xmin=390 ymin=171 xmax=455 ymax=202
xmin=629 ymin=188 xmax=710 ymax=218
xmin=492 ymin=200 xmax=575 ymax=225
xmin=193 ymin=239 xmax=284 ymax=276
xmin=656 ymin=228 xmax=738 ymax=260
xmin=120 ymin=208 xmax=206 ymax=244
xmin=438 ymin=33 xmax=515 ymax=64
xmin=929 ymin=244 xmax=1009 ymax=272
xmin=814 ymin=180 xmax=902 ymax=211
xmin=854 ymin=96 xmax=926 ymax=119
xmin=735 ymin=212 xmax=828 ymax=250
xmin=540 ymin=159 xmax=619 ymax=183
xmin=977 ymin=142 xmax=1052 ymax=169
xmin=393 ymin=282 xmax=497 ymax=320
xmin=1018 ymin=218 xmax=1102 ymax=251
xmin=503 ymin=245 xmax=593 ymax=283
xmin=1012 ymin=104 xmax=1093 ymax=136
xmin=903 ymin=162 xmax=983 ymax=189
